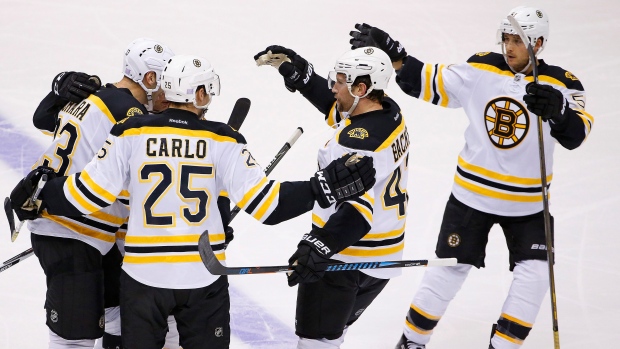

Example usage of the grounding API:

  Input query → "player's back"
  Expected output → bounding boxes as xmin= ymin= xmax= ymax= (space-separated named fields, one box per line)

xmin=29 ymin=86 xmax=147 ymax=254
xmin=108 ymin=108 xmax=248 ymax=289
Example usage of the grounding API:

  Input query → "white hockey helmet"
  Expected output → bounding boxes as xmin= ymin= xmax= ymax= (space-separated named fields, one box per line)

xmin=123 ymin=38 xmax=174 ymax=83
xmin=497 ymin=6 xmax=549 ymax=55
xmin=328 ymin=47 xmax=392 ymax=94
xmin=161 ymin=55 xmax=220 ymax=110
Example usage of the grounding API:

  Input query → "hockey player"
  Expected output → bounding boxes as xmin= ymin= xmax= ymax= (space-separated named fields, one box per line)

xmin=17 ymin=38 xmax=174 ymax=349
xmin=10 ymin=54 xmax=376 ymax=349
xmin=253 ymin=45 xmax=409 ymax=348
xmin=348 ymin=6 xmax=594 ymax=349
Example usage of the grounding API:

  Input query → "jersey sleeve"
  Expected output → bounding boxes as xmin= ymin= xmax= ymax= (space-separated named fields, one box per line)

xmin=32 ymin=91 xmax=66 ymax=135
xmin=396 ymin=55 xmax=465 ymax=109
xmin=44 ymin=133 xmax=128 ymax=216
xmin=220 ymin=144 xmax=314 ymax=224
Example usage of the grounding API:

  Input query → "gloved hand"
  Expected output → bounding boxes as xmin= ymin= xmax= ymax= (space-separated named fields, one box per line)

xmin=349 ymin=23 xmax=407 ymax=62
xmin=52 ymin=71 xmax=101 ymax=103
xmin=523 ymin=82 xmax=568 ymax=124
xmin=287 ymin=230 xmax=335 ymax=287
xmin=223 ymin=226 xmax=234 ymax=249
xmin=254 ymin=45 xmax=314 ymax=93
xmin=311 ymin=153 xmax=376 ymax=209
xmin=10 ymin=166 xmax=57 ymax=221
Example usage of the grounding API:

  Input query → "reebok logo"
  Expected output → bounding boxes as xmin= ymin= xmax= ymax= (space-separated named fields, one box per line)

xmin=302 ymin=234 xmax=331 ymax=255
xmin=531 ymin=244 xmax=548 ymax=251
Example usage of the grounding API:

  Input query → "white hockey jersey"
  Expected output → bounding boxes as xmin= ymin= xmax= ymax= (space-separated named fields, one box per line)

xmin=28 ymin=87 xmax=144 ymax=253
xmin=45 ymin=108 xmax=315 ymax=289
xmin=315 ymin=97 xmax=409 ymax=279
xmin=396 ymin=52 xmax=594 ymax=216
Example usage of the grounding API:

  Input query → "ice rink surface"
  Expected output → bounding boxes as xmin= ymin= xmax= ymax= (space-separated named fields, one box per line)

xmin=0 ymin=0 xmax=618 ymax=348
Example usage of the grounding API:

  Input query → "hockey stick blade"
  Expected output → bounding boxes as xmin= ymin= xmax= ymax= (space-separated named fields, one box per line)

xmin=4 ymin=197 xmax=16 ymax=239
xmin=507 ymin=16 xmax=538 ymax=82
xmin=198 ymin=230 xmax=457 ymax=275
xmin=227 ymin=98 xmax=251 ymax=131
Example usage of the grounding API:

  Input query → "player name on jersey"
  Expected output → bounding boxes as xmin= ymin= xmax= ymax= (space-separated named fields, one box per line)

xmin=146 ymin=137 xmax=207 ymax=159
xmin=61 ymin=100 xmax=90 ymax=121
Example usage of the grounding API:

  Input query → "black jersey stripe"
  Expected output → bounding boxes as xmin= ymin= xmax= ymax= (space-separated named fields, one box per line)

xmin=245 ymin=180 xmax=275 ymax=214
xmin=60 ymin=215 xmax=122 ymax=233
xmin=74 ymin=173 xmax=110 ymax=208
xmin=431 ymin=64 xmax=440 ymax=105
xmin=456 ymin=166 xmax=548 ymax=193
xmin=352 ymin=234 xmax=404 ymax=248
xmin=349 ymin=197 xmax=374 ymax=214
xmin=125 ymin=243 xmax=226 ymax=254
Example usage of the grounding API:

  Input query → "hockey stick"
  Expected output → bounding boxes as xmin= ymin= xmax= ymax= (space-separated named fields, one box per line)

xmin=198 ymin=230 xmax=457 ymax=275
xmin=228 ymin=98 xmax=251 ymax=131
xmin=508 ymin=15 xmax=560 ymax=349
xmin=229 ymin=127 xmax=304 ymax=221
xmin=7 ymin=173 xmax=48 ymax=242
xmin=0 ymin=248 xmax=34 ymax=274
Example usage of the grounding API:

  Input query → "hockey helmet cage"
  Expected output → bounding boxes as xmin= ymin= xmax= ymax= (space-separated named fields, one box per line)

xmin=329 ymin=47 xmax=393 ymax=95
xmin=123 ymin=38 xmax=175 ymax=84
xmin=498 ymin=6 xmax=549 ymax=55
xmin=161 ymin=55 xmax=220 ymax=108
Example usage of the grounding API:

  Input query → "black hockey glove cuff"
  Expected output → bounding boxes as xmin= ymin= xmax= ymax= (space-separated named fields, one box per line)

xmin=9 ymin=166 xmax=57 ymax=221
xmin=287 ymin=229 xmax=337 ymax=287
xmin=349 ymin=23 xmax=407 ymax=62
xmin=310 ymin=153 xmax=376 ymax=209
xmin=523 ymin=82 xmax=567 ymax=124
xmin=52 ymin=71 xmax=101 ymax=104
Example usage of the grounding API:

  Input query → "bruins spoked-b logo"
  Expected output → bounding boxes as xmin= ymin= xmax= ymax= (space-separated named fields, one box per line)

xmin=154 ymin=44 xmax=163 ymax=53
xmin=484 ymin=97 xmax=529 ymax=149
xmin=447 ymin=233 xmax=461 ymax=248
xmin=364 ymin=48 xmax=374 ymax=55
xmin=193 ymin=59 xmax=202 ymax=68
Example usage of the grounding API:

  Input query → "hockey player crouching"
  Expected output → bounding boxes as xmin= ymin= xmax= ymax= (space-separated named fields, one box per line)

xmin=10 ymin=54 xmax=377 ymax=349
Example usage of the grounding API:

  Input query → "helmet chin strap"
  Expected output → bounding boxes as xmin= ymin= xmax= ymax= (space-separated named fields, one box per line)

xmin=193 ymin=94 xmax=213 ymax=117
xmin=345 ymin=85 xmax=373 ymax=116
xmin=138 ymin=80 xmax=161 ymax=112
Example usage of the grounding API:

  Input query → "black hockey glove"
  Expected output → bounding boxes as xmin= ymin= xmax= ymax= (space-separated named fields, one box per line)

xmin=52 ymin=71 xmax=101 ymax=104
xmin=349 ymin=23 xmax=407 ymax=62
xmin=9 ymin=166 xmax=57 ymax=221
xmin=523 ymin=82 xmax=568 ymax=124
xmin=311 ymin=153 xmax=376 ymax=209
xmin=287 ymin=229 xmax=336 ymax=287
xmin=224 ymin=226 xmax=234 ymax=249
xmin=254 ymin=45 xmax=314 ymax=93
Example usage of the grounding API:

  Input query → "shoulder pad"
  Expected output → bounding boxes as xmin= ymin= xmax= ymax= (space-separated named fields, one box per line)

xmin=92 ymin=87 xmax=147 ymax=123
xmin=466 ymin=52 xmax=508 ymax=69
xmin=338 ymin=97 xmax=404 ymax=151
xmin=538 ymin=62 xmax=584 ymax=91
xmin=111 ymin=108 xmax=247 ymax=144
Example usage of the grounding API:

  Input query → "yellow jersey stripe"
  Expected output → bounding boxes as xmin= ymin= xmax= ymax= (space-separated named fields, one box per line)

xmin=376 ymin=117 xmax=406 ymax=152
xmin=454 ymin=175 xmax=543 ymax=202
xmin=87 ymin=95 xmax=116 ymax=125
xmin=411 ymin=304 xmax=441 ymax=320
xmin=494 ymin=330 xmax=524 ymax=345
xmin=362 ymin=192 xmax=375 ymax=206
xmin=218 ymin=190 xmax=229 ymax=197
xmin=458 ymin=156 xmax=551 ymax=185
xmin=124 ymin=254 xmax=207 ymax=264
xmin=125 ymin=234 xmax=201 ymax=244
xmin=339 ymin=241 xmax=403 ymax=257
xmin=81 ymin=170 xmax=117 ymax=203
xmin=116 ymin=231 xmax=127 ymax=240
xmin=335 ymin=118 xmax=352 ymax=144
xmin=236 ymin=177 xmax=268 ymax=209
xmin=41 ymin=212 xmax=116 ymax=243
xmin=362 ymin=225 xmax=405 ymax=240
xmin=423 ymin=64 xmax=433 ymax=102
xmin=120 ymin=126 xmax=238 ymax=143
xmin=437 ymin=64 xmax=449 ymax=107
xmin=349 ymin=202 xmax=373 ymax=223
xmin=67 ymin=176 xmax=99 ymax=213
xmin=88 ymin=210 xmax=126 ymax=225
xmin=327 ymin=102 xmax=338 ymax=127
xmin=501 ymin=313 xmax=533 ymax=328
xmin=405 ymin=319 xmax=433 ymax=335
xmin=312 ymin=213 xmax=326 ymax=228
xmin=253 ymin=182 xmax=280 ymax=221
